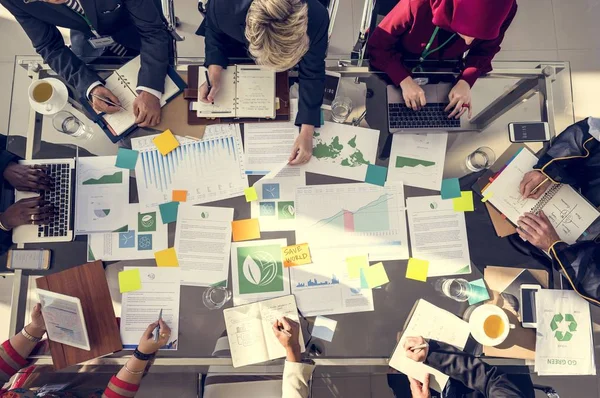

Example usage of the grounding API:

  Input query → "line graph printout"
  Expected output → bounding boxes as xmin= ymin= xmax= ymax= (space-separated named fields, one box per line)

xmin=387 ymin=132 xmax=447 ymax=190
xmin=295 ymin=183 xmax=409 ymax=261
xmin=132 ymin=124 xmax=248 ymax=210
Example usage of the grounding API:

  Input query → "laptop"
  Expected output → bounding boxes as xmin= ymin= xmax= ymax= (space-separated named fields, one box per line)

xmin=387 ymin=83 xmax=470 ymax=133
xmin=13 ymin=159 xmax=76 ymax=244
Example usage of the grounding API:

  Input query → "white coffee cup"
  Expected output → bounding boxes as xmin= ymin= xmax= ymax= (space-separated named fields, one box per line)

xmin=29 ymin=79 xmax=58 ymax=112
xmin=469 ymin=304 xmax=515 ymax=347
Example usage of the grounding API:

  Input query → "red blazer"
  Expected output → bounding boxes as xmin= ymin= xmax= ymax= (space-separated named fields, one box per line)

xmin=367 ymin=0 xmax=517 ymax=87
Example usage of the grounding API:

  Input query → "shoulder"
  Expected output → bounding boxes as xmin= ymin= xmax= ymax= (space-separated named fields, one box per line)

xmin=207 ymin=0 xmax=252 ymax=20
xmin=306 ymin=0 xmax=329 ymax=38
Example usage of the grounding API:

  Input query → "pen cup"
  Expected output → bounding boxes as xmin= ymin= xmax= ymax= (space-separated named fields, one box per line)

xmin=202 ymin=286 xmax=232 ymax=310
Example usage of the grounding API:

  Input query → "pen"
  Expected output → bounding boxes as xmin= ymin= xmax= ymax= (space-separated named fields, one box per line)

xmin=204 ymin=71 xmax=214 ymax=105
xmin=409 ymin=343 xmax=428 ymax=353
xmin=279 ymin=327 xmax=292 ymax=337
xmin=154 ymin=309 xmax=163 ymax=342
xmin=528 ymin=177 xmax=549 ymax=197
xmin=90 ymin=93 xmax=127 ymax=111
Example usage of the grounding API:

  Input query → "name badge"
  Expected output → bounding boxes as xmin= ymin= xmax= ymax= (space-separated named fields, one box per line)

xmin=88 ymin=36 xmax=115 ymax=49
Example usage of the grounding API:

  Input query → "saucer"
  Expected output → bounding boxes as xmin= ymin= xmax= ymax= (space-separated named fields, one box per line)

xmin=29 ymin=78 xmax=69 ymax=115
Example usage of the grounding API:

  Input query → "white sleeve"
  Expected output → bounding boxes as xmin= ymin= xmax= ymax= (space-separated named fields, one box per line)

xmin=282 ymin=360 xmax=315 ymax=398
xmin=136 ymin=86 xmax=162 ymax=99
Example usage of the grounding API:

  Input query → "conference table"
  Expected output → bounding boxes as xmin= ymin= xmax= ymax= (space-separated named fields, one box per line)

xmin=3 ymin=55 xmax=590 ymax=378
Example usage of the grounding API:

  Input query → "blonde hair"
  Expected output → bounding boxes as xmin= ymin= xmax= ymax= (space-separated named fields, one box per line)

xmin=245 ymin=0 xmax=310 ymax=71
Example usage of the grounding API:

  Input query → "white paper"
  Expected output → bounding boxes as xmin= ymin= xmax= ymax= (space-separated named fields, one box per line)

xmin=230 ymin=239 xmax=290 ymax=306
xmin=387 ymin=132 xmax=448 ymax=190
xmin=295 ymin=183 xmax=409 ymax=261
xmin=389 ymin=300 xmax=470 ymax=392
xmin=37 ymin=289 xmax=91 ymax=351
xmin=312 ymin=316 xmax=338 ymax=342
xmin=195 ymin=66 xmax=237 ymax=117
xmin=244 ymin=99 xmax=299 ymax=175
xmin=120 ymin=267 xmax=180 ymax=350
xmin=406 ymin=196 xmax=471 ymax=277
xmin=302 ymin=122 xmax=379 ymax=181
xmin=75 ymin=156 xmax=129 ymax=234
xmin=175 ymin=204 xmax=234 ymax=286
xmin=87 ymin=203 xmax=168 ymax=261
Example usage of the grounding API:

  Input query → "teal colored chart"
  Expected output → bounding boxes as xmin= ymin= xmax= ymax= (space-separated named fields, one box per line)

xmin=313 ymin=194 xmax=391 ymax=233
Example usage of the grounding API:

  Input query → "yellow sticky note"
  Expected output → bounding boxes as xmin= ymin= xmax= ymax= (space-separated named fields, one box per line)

xmin=406 ymin=258 xmax=429 ymax=282
xmin=153 ymin=129 xmax=180 ymax=156
xmin=154 ymin=247 xmax=179 ymax=267
xmin=118 ymin=269 xmax=142 ymax=293
xmin=452 ymin=191 xmax=474 ymax=212
xmin=244 ymin=187 xmax=258 ymax=202
xmin=172 ymin=190 xmax=187 ymax=202
xmin=282 ymin=243 xmax=312 ymax=267
xmin=363 ymin=262 xmax=389 ymax=288
xmin=346 ymin=255 xmax=369 ymax=279
xmin=481 ymin=191 xmax=494 ymax=203
xmin=232 ymin=219 xmax=261 ymax=242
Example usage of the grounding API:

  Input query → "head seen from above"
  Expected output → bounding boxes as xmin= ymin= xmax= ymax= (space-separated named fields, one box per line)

xmin=245 ymin=0 xmax=310 ymax=72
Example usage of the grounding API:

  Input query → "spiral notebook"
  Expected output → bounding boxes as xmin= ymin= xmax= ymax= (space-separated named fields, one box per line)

xmin=482 ymin=148 xmax=599 ymax=244
xmin=194 ymin=65 xmax=276 ymax=119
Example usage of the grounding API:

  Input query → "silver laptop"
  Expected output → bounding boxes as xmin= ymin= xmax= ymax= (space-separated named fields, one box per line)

xmin=387 ymin=83 xmax=470 ymax=133
xmin=13 ymin=159 xmax=76 ymax=244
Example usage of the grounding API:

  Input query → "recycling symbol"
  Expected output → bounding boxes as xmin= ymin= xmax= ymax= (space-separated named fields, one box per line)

xmin=550 ymin=313 xmax=577 ymax=342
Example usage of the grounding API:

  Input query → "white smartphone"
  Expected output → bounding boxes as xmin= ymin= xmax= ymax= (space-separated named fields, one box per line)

xmin=508 ymin=122 xmax=551 ymax=143
xmin=520 ymin=284 xmax=542 ymax=328
xmin=6 ymin=249 xmax=51 ymax=270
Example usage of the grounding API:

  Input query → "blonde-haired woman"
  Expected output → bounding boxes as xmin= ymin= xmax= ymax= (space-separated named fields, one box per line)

xmin=199 ymin=0 xmax=329 ymax=165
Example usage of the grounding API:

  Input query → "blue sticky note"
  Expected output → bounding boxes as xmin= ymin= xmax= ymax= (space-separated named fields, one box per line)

xmin=360 ymin=268 xmax=368 ymax=289
xmin=468 ymin=278 xmax=490 ymax=305
xmin=365 ymin=164 xmax=388 ymax=187
xmin=441 ymin=178 xmax=461 ymax=199
xmin=159 ymin=201 xmax=179 ymax=224
xmin=115 ymin=148 xmax=139 ymax=170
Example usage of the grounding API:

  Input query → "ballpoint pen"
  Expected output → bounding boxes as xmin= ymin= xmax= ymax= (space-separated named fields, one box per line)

xmin=409 ymin=343 xmax=428 ymax=353
xmin=204 ymin=70 xmax=214 ymax=105
xmin=90 ymin=93 xmax=127 ymax=111
xmin=154 ymin=309 xmax=163 ymax=342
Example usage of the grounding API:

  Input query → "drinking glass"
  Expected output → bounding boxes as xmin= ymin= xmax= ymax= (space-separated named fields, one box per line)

xmin=331 ymin=96 xmax=353 ymax=123
xmin=52 ymin=111 xmax=93 ymax=139
xmin=439 ymin=278 xmax=471 ymax=302
xmin=202 ymin=286 xmax=232 ymax=310
xmin=465 ymin=146 xmax=496 ymax=172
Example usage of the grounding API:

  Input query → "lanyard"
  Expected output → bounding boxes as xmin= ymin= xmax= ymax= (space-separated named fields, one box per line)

xmin=67 ymin=4 xmax=102 ymax=38
xmin=412 ymin=27 xmax=457 ymax=73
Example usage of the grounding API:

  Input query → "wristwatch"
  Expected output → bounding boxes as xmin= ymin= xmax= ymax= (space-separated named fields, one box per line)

xmin=21 ymin=327 xmax=43 ymax=343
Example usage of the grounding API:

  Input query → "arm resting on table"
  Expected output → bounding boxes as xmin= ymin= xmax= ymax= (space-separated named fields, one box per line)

xmin=282 ymin=360 xmax=316 ymax=398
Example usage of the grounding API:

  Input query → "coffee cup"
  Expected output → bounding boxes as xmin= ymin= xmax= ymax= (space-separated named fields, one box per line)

xmin=29 ymin=80 xmax=58 ymax=112
xmin=469 ymin=304 xmax=515 ymax=347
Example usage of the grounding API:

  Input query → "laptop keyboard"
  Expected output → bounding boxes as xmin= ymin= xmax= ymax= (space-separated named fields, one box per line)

xmin=389 ymin=103 xmax=461 ymax=129
xmin=38 ymin=163 xmax=72 ymax=238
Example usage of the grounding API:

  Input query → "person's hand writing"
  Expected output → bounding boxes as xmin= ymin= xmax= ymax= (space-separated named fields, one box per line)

xmin=3 ymin=163 xmax=52 ymax=192
xmin=288 ymin=125 xmax=313 ymax=165
xmin=272 ymin=317 xmax=301 ymax=362
xmin=403 ymin=336 xmax=429 ymax=362
xmin=409 ymin=375 xmax=431 ymax=398
xmin=400 ymin=76 xmax=426 ymax=111
xmin=134 ymin=91 xmax=161 ymax=127
xmin=517 ymin=211 xmax=561 ymax=252
xmin=90 ymin=86 xmax=121 ymax=114
xmin=445 ymin=79 xmax=472 ymax=119
xmin=0 ymin=197 xmax=54 ymax=229
xmin=519 ymin=170 xmax=550 ymax=199
xmin=26 ymin=303 xmax=46 ymax=339
xmin=199 ymin=65 xmax=224 ymax=104
xmin=137 ymin=319 xmax=171 ymax=355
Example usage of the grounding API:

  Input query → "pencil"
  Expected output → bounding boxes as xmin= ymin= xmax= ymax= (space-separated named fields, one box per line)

xmin=409 ymin=343 xmax=428 ymax=352
xmin=528 ymin=177 xmax=549 ymax=197
xmin=205 ymin=71 xmax=214 ymax=105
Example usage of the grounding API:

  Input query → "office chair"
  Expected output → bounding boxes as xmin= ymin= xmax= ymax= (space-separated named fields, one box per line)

xmin=351 ymin=0 xmax=400 ymax=65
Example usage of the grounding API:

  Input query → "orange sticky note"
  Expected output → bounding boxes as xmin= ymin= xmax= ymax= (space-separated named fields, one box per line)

xmin=172 ymin=190 xmax=187 ymax=202
xmin=154 ymin=247 xmax=179 ymax=267
xmin=232 ymin=219 xmax=261 ymax=242
xmin=153 ymin=129 xmax=180 ymax=156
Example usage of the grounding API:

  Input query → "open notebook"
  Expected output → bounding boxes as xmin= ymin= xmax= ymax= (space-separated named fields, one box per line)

xmin=482 ymin=149 xmax=599 ymax=244
xmin=195 ymin=65 xmax=276 ymax=119
xmin=223 ymin=295 xmax=305 ymax=368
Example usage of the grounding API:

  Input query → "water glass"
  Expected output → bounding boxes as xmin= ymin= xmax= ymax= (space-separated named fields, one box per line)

xmin=331 ymin=96 xmax=353 ymax=123
xmin=52 ymin=110 xmax=93 ymax=139
xmin=440 ymin=278 xmax=471 ymax=302
xmin=202 ymin=286 xmax=232 ymax=310
xmin=465 ymin=146 xmax=496 ymax=172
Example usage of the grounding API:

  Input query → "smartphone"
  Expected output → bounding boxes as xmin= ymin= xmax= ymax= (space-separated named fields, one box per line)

xmin=520 ymin=284 xmax=541 ymax=328
xmin=508 ymin=122 xmax=551 ymax=143
xmin=6 ymin=249 xmax=51 ymax=270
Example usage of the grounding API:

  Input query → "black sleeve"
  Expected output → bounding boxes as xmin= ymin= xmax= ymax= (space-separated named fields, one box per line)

xmin=0 ymin=151 xmax=18 ymax=184
xmin=203 ymin=1 xmax=232 ymax=68
xmin=425 ymin=340 xmax=534 ymax=398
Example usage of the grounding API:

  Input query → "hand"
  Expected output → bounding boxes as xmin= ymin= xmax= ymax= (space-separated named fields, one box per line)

xmin=517 ymin=211 xmax=561 ymax=252
xmin=3 ymin=162 xmax=52 ymax=192
xmin=288 ymin=126 xmax=313 ymax=165
xmin=25 ymin=303 xmax=46 ymax=339
xmin=400 ymin=76 xmax=426 ymax=111
xmin=445 ymin=79 xmax=472 ymax=119
xmin=519 ymin=170 xmax=550 ymax=199
xmin=272 ymin=317 xmax=301 ymax=361
xmin=137 ymin=319 xmax=171 ymax=355
xmin=134 ymin=91 xmax=161 ymax=127
xmin=0 ymin=197 xmax=54 ymax=229
xmin=90 ymin=86 xmax=121 ymax=114
xmin=199 ymin=65 xmax=224 ymax=104
xmin=403 ymin=336 xmax=429 ymax=362
xmin=409 ymin=375 xmax=431 ymax=398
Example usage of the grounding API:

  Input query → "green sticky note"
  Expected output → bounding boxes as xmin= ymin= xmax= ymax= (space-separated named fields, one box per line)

xmin=363 ymin=262 xmax=389 ymax=288
xmin=468 ymin=278 xmax=490 ymax=305
xmin=365 ymin=164 xmax=388 ymax=187
xmin=359 ymin=268 xmax=368 ymax=289
xmin=118 ymin=269 xmax=142 ymax=293
xmin=159 ymin=201 xmax=179 ymax=224
xmin=244 ymin=187 xmax=258 ymax=202
xmin=452 ymin=191 xmax=474 ymax=212
xmin=346 ymin=255 xmax=369 ymax=279
xmin=115 ymin=147 xmax=139 ymax=170
xmin=441 ymin=178 xmax=461 ymax=199
xmin=406 ymin=258 xmax=429 ymax=282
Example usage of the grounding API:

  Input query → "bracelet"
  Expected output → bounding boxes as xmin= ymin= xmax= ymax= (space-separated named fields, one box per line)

xmin=21 ymin=327 xmax=43 ymax=343
xmin=133 ymin=348 xmax=154 ymax=361
xmin=124 ymin=362 xmax=145 ymax=375
xmin=0 ymin=219 xmax=11 ymax=232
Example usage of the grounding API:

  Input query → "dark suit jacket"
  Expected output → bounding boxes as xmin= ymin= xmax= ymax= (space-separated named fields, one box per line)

xmin=204 ymin=0 xmax=329 ymax=127
xmin=0 ymin=0 xmax=170 ymax=97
